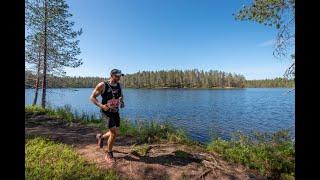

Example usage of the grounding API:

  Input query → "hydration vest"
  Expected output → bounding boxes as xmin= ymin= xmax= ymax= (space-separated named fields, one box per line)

xmin=101 ymin=81 xmax=122 ymax=107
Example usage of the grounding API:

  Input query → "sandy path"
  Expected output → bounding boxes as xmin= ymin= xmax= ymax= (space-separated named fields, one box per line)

xmin=25 ymin=115 xmax=264 ymax=180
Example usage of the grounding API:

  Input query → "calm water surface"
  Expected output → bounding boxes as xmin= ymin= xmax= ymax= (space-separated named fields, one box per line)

xmin=25 ymin=88 xmax=295 ymax=142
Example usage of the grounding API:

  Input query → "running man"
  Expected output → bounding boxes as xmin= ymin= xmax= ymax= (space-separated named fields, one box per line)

xmin=90 ymin=69 xmax=125 ymax=164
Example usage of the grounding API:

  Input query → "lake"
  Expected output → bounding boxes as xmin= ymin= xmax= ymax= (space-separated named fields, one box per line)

xmin=25 ymin=88 xmax=295 ymax=143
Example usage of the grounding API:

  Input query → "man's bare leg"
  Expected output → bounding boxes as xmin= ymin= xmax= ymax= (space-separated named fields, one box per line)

xmin=105 ymin=127 xmax=118 ymax=163
xmin=97 ymin=127 xmax=117 ymax=149
xmin=107 ymin=127 xmax=117 ymax=152
xmin=102 ymin=131 xmax=110 ymax=139
xmin=97 ymin=130 xmax=110 ymax=148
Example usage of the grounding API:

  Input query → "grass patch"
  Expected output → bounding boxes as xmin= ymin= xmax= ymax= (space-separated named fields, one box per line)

xmin=25 ymin=105 xmax=56 ymax=117
xmin=207 ymin=130 xmax=295 ymax=179
xmin=26 ymin=136 xmax=118 ymax=180
xmin=119 ymin=119 xmax=138 ymax=136
xmin=120 ymin=120 xmax=194 ymax=144
xmin=26 ymin=105 xmax=101 ymax=122
xmin=131 ymin=144 xmax=151 ymax=156
xmin=26 ymin=105 xmax=194 ymax=145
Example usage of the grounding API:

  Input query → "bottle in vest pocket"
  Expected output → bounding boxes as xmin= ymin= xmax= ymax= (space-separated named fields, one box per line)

xmin=119 ymin=97 xmax=124 ymax=108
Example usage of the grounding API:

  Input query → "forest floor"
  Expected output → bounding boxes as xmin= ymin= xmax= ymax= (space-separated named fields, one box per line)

xmin=25 ymin=114 xmax=265 ymax=180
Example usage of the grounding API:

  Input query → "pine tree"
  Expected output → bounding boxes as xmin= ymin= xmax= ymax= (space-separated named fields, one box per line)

xmin=25 ymin=32 xmax=43 ymax=105
xmin=235 ymin=0 xmax=295 ymax=78
xmin=26 ymin=0 xmax=83 ymax=107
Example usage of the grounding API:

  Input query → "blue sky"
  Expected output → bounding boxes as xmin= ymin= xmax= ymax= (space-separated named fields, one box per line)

xmin=64 ymin=0 xmax=292 ymax=80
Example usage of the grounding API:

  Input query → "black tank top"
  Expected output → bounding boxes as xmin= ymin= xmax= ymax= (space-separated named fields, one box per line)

xmin=101 ymin=81 xmax=122 ymax=105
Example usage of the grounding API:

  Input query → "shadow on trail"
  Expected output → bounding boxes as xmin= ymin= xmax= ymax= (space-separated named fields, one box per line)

xmin=123 ymin=150 xmax=202 ymax=167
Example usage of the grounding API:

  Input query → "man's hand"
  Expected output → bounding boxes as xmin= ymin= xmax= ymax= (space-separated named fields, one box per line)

xmin=100 ymin=104 xmax=110 ymax=111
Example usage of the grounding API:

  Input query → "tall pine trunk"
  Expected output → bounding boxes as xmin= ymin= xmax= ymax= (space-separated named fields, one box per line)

xmin=41 ymin=0 xmax=48 ymax=108
xmin=32 ymin=48 xmax=41 ymax=106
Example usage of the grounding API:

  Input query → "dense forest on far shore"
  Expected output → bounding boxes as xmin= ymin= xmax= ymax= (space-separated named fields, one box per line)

xmin=245 ymin=78 xmax=294 ymax=88
xmin=123 ymin=70 xmax=246 ymax=88
xmin=25 ymin=70 xmax=294 ymax=89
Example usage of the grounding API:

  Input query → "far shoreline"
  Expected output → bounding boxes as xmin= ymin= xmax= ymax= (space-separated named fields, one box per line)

xmin=25 ymin=86 xmax=294 ymax=90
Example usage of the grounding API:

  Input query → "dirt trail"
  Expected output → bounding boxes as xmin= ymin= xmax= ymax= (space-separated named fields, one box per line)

xmin=25 ymin=115 xmax=264 ymax=180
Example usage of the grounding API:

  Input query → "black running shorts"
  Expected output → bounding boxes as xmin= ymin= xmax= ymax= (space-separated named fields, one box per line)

xmin=101 ymin=111 xmax=120 ymax=129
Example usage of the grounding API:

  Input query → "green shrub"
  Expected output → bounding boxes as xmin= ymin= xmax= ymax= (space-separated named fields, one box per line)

xmin=133 ymin=120 xmax=191 ymax=144
xmin=25 ymin=105 xmax=56 ymax=117
xmin=167 ymin=129 xmax=195 ymax=145
xmin=119 ymin=119 xmax=138 ymax=136
xmin=135 ymin=120 xmax=172 ymax=143
xmin=131 ymin=144 xmax=151 ymax=156
xmin=55 ymin=105 xmax=75 ymax=121
xmin=26 ymin=137 xmax=118 ymax=180
xmin=119 ymin=119 xmax=192 ymax=144
xmin=206 ymin=130 xmax=295 ymax=179
xmin=25 ymin=105 xmax=101 ymax=123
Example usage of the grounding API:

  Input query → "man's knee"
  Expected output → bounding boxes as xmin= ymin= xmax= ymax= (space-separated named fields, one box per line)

xmin=109 ymin=127 xmax=117 ymax=137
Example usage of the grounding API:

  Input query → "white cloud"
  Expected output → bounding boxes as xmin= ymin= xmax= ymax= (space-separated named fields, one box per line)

xmin=258 ymin=39 xmax=275 ymax=47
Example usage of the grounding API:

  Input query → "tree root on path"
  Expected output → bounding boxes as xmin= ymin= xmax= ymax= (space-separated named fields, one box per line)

xmin=197 ymin=168 xmax=213 ymax=179
xmin=202 ymin=159 xmax=232 ymax=174
xmin=192 ymin=152 xmax=238 ymax=179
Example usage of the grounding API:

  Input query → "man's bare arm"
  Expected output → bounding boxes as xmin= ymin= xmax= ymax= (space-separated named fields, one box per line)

xmin=90 ymin=82 xmax=107 ymax=110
